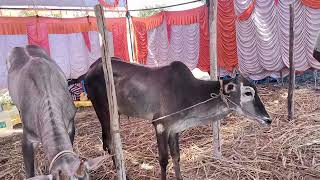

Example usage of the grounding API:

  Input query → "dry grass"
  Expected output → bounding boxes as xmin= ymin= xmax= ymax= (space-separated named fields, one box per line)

xmin=1 ymin=85 xmax=320 ymax=180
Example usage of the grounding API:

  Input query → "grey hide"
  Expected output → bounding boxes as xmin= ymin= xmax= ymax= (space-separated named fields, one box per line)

xmin=7 ymin=45 xmax=106 ymax=180
xmin=79 ymin=58 xmax=272 ymax=180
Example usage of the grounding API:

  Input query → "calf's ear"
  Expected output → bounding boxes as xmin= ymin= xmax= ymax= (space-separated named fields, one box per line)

xmin=235 ymin=72 xmax=249 ymax=82
xmin=84 ymin=155 xmax=110 ymax=171
xmin=233 ymin=68 xmax=240 ymax=75
xmin=75 ymin=160 xmax=86 ymax=177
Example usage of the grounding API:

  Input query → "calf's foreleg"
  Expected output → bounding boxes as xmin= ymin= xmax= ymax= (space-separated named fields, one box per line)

xmin=155 ymin=124 xmax=169 ymax=180
xmin=22 ymin=134 xmax=35 ymax=178
xmin=169 ymin=133 xmax=182 ymax=180
xmin=91 ymin=103 xmax=115 ymax=164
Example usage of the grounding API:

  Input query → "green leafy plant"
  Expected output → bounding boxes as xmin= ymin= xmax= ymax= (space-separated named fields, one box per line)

xmin=0 ymin=89 xmax=13 ymax=105
xmin=138 ymin=5 xmax=162 ymax=17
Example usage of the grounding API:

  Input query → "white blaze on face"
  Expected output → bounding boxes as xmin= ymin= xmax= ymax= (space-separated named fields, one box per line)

xmin=156 ymin=123 xmax=165 ymax=134
xmin=240 ymin=82 xmax=255 ymax=106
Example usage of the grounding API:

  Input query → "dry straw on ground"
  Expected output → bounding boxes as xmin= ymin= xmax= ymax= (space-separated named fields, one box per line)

xmin=1 ymin=85 xmax=320 ymax=180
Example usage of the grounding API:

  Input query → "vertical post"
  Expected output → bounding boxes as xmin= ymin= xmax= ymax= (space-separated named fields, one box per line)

xmin=288 ymin=4 xmax=295 ymax=121
xmin=280 ymin=70 xmax=284 ymax=86
xmin=94 ymin=5 xmax=126 ymax=180
xmin=126 ymin=11 xmax=135 ymax=63
xmin=125 ymin=0 xmax=134 ymax=63
xmin=208 ymin=0 xmax=221 ymax=159
xmin=314 ymin=69 xmax=318 ymax=88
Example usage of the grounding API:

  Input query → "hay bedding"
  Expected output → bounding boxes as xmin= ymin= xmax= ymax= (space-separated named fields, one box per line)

xmin=1 ymin=85 xmax=320 ymax=180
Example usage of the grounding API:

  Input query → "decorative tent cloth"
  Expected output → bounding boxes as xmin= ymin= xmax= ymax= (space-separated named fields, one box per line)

xmin=131 ymin=5 xmax=210 ymax=72
xmin=0 ymin=16 xmax=129 ymax=88
xmin=2 ymin=0 xmax=320 ymax=88
xmin=0 ymin=0 xmax=126 ymax=9
xmin=234 ymin=0 xmax=320 ymax=80
xmin=131 ymin=0 xmax=320 ymax=80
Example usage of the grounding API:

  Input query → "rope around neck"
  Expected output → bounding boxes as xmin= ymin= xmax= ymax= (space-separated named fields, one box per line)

xmin=152 ymin=80 xmax=230 ymax=122
xmin=49 ymin=150 xmax=78 ymax=174
xmin=151 ymin=79 xmax=266 ymax=124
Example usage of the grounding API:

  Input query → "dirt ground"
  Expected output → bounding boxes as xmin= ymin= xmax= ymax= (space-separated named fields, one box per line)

xmin=1 ymin=84 xmax=320 ymax=180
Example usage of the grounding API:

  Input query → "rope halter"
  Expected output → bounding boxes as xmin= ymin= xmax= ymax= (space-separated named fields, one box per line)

xmin=49 ymin=150 xmax=78 ymax=174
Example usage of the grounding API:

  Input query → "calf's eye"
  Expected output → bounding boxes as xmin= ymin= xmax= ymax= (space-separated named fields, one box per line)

xmin=227 ymin=84 xmax=234 ymax=91
xmin=245 ymin=92 xmax=252 ymax=96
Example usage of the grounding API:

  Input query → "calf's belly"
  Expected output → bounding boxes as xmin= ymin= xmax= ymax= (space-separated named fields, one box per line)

xmin=118 ymin=102 xmax=154 ymax=121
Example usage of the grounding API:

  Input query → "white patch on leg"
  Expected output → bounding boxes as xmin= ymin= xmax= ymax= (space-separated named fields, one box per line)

xmin=156 ymin=124 xmax=165 ymax=134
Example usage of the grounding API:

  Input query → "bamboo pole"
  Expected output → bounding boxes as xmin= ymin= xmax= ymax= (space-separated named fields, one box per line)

xmin=125 ymin=11 xmax=135 ymax=63
xmin=288 ymin=4 xmax=295 ymax=121
xmin=208 ymin=0 xmax=221 ymax=159
xmin=280 ymin=70 xmax=284 ymax=86
xmin=94 ymin=4 xmax=126 ymax=180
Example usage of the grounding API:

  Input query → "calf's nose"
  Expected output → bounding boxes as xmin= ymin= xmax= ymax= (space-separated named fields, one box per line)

xmin=263 ymin=117 xmax=272 ymax=124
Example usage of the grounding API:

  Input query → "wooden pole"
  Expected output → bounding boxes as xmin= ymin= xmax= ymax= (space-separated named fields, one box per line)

xmin=126 ymin=13 xmax=135 ymax=63
xmin=288 ymin=4 xmax=295 ymax=121
xmin=208 ymin=0 xmax=221 ymax=159
xmin=209 ymin=0 xmax=218 ymax=80
xmin=94 ymin=4 xmax=126 ymax=180
xmin=125 ymin=0 xmax=134 ymax=63
xmin=280 ymin=70 xmax=284 ymax=86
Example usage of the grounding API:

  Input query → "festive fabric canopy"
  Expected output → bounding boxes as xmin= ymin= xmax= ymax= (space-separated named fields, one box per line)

xmin=1 ymin=0 xmax=320 ymax=87
xmin=0 ymin=0 xmax=126 ymax=9
xmin=130 ymin=0 xmax=320 ymax=80
xmin=234 ymin=0 xmax=320 ymax=79
xmin=0 ymin=16 xmax=129 ymax=88
xmin=131 ymin=5 xmax=210 ymax=71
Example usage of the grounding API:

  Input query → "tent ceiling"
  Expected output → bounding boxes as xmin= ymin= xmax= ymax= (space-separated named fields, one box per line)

xmin=0 ymin=0 xmax=100 ymax=8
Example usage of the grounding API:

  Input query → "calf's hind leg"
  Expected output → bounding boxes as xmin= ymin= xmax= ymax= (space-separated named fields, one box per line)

xmin=87 ymin=83 xmax=131 ymax=179
xmin=92 ymin=103 xmax=113 ymax=154
xmin=87 ymin=85 xmax=113 ymax=154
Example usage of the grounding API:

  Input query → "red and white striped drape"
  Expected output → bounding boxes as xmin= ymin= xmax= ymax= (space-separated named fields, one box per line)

xmin=2 ymin=0 xmax=320 ymax=89
xmin=0 ymin=16 xmax=129 ymax=88
xmin=132 ymin=5 xmax=210 ymax=72
xmin=132 ymin=1 xmax=320 ymax=80
xmin=235 ymin=0 xmax=320 ymax=80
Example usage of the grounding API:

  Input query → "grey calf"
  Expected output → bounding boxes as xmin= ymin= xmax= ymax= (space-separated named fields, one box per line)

xmin=7 ymin=45 xmax=106 ymax=180
xmin=79 ymin=58 xmax=272 ymax=180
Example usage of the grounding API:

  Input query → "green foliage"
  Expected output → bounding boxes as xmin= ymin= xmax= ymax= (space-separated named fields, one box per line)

xmin=137 ymin=6 xmax=162 ymax=17
xmin=19 ymin=10 xmax=62 ymax=18
xmin=19 ymin=10 xmax=37 ymax=16
xmin=136 ymin=0 xmax=207 ymax=18
xmin=0 ymin=89 xmax=13 ymax=105
xmin=51 ymin=13 xmax=63 ymax=18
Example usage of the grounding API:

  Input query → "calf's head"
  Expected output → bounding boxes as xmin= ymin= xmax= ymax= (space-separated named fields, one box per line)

xmin=221 ymin=74 xmax=271 ymax=125
xmin=27 ymin=155 xmax=107 ymax=180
